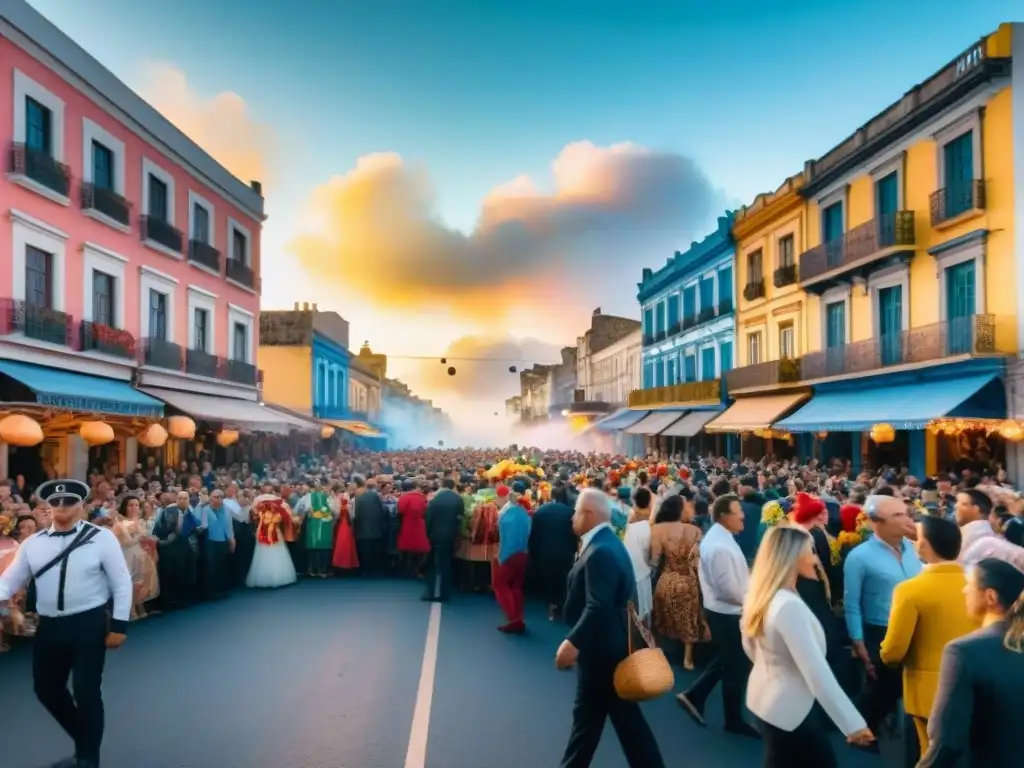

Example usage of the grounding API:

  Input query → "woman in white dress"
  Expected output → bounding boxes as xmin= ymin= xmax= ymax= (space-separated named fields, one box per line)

xmin=246 ymin=495 xmax=298 ymax=589
xmin=623 ymin=487 xmax=654 ymax=623
xmin=742 ymin=525 xmax=874 ymax=766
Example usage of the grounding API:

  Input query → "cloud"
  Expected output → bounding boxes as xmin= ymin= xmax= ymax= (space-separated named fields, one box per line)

xmin=288 ymin=142 xmax=727 ymax=324
xmin=391 ymin=334 xmax=563 ymax=405
xmin=136 ymin=62 xmax=273 ymax=185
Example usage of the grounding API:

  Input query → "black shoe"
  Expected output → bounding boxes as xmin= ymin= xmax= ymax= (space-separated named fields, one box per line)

xmin=43 ymin=758 xmax=77 ymax=768
xmin=725 ymin=723 xmax=761 ymax=740
xmin=76 ymin=760 xmax=100 ymax=768
xmin=675 ymin=693 xmax=706 ymax=727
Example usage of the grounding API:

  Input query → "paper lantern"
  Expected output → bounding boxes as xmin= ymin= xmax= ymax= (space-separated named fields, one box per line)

xmin=138 ymin=423 xmax=168 ymax=448
xmin=998 ymin=419 xmax=1024 ymax=441
xmin=216 ymin=429 xmax=240 ymax=447
xmin=80 ymin=421 xmax=114 ymax=446
xmin=869 ymin=423 xmax=895 ymax=444
xmin=0 ymin=414 xmax=43 ymax=447
xmin=320 ymin=425 xmax=336 ymax=439
xmin=815 ymin=431 xmax=829 ymax=440
xmin=167 ymin=415 xmax=196 ymax=440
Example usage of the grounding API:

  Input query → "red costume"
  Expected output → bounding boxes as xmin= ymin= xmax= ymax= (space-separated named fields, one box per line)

xmin=397 ymin=490 xmax=430 ymax=554
xmin=331 ymin=496 xmax=359 ymax=570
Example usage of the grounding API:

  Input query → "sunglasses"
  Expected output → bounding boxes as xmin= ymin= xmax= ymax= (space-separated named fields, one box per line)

xmin=50 ymin=497 xmax=81 ymax=508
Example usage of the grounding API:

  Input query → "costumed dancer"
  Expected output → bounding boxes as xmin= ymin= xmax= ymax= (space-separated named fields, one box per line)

xmin=331 ymin=492 xmax=359 ymax=573
xmin=305 ymin=481 xmax=336 ymax=578
xmin=0 ymin=479 xmax=132 ymax=768
xmin=246 ymin=495 xmax=298 ymax=589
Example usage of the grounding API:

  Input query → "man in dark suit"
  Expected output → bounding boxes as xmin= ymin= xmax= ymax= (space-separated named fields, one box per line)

xmin=351 ymin=476 xmax=388 ymax=577
xmin=423 ymin=477 xmax=463 ymax=602
xmin=530 ymin=485 xmax=578 ymax=620
xmin=556 ymin=489 xmax=664 ymax=768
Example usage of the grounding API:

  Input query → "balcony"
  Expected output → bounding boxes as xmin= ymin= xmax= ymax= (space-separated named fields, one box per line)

xmin=655 ymin=330 xmax=667 ymax=342
xmin=773 ymin=264 xmax=798 ymax=288
xmin=81 ymin=182 xmax=130 ymax=226
xmin=800 ymin=314 xmax=996 ymax=380
xmin=0 ymin=299 xmax=74 ymax=346
xmin=697 ymin=307 xmax=716 ymax=324
xmin=642 ymin=333 xmax=654 ymax=346
xmin=717 ymin=297 xmax=734 ymax=315
xmin=186 ymin=347 xmax=220 ymax=378
xmin=725 ymin=358 xmax=801 ymax=394
xmin=225 ymin=358 xmax=259 ymax=386
xmin=682 ymin=315 xmax=696 ymax=331
xmin=743 ymin=279 xmax=765 ymax=302
xmin=799 ymin=212 xmax=915 ymax=289
xmin=140 ymin=216 xmax=183 ymax=254
xmin=9 ymin=143 xmax=70 ymax=198
xmin=79 ymin=321 xmax=135 ymax=359
xmin=930 ymin=180 xmax=985 ymax=227
xmin=629 ymin=380 xmax=721 ymax=408
xmin=188 ymin=240 xmax=221 ymax=273
xmin=667 ymin=322 xmax=681 ymax=338
xmin=139 ymin=337 xmax=183 ymax=371
xmin=226 ymin=258 xmax=255 ymax=289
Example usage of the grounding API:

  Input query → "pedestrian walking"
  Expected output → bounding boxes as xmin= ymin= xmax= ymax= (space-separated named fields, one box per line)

xmin=0 ymin=479 xmax=133 ymax=768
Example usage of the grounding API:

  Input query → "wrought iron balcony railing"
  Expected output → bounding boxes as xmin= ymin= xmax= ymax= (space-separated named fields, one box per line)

xmin=79 ymin=321 xmax=135 ymax=358
xmin=141 ymin=216 xmax=183 ymax=254
xmin=81 ymin=182 xmax=130 ymax=226
xmin=226 ymin=259 xmax=255 ymax=288
xmin=642 ymin=333 xmax=654 ymax=346
xmin=725 ymin=358 xmax=801 ymax=393
xmin=799 ymin=211 xmax=915 ymax=284
xmin=697 ymin=307 xmax=716 ymax=324
xmin=225 ymin=358 xmax=259 ymax=386
xmin=139 ymin=337 xmax=183 ymax=371
xmin=9 ymin=143 xmax=70 ymax=197
xmin=682 ymin=315 xmax=696 ymax=331
xmin=773 ymin=264 xmax=798 ymax=288
xmin=929 ymin=180 xmax=985 ymax=226
xmin=0 ymin=299 xmax=74 ymax=346
xmin=667 ymin=322 xmax=681 ymax=338
xmin=189 ymin=240 xmax=221 ymax=272
xmin=186 ymin=347 xmax=220 ymax=378
xmin=717 ymin=297 xmax=734 ymax=315
xmin=742 ymin=279 xmax=765 ymax=302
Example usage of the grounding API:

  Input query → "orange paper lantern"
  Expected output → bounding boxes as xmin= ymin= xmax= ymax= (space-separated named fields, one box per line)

xmin=0 ymin=414 xmax=43 ymax=447
xmin=167 ymin=415 xmax=196 ymax=440
xmin=138 ymin=423 xmax=168 ymax=448
xmin=320 ymin=425 xmax=336 ymax=439
xmin=216 ymin=429 xmax=240 ymax=447
xmin=80 ymin=421 xmax=114 ymax=446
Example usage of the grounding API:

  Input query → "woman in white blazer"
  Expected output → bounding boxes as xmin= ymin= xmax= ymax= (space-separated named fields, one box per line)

xmin=623 ymin=486 xmax=654 ymax=622
xmin=741 ymin=525 xmax=874 ymax=766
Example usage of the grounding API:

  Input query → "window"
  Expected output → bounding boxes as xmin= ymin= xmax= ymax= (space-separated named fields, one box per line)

xmin=643 ymin=360 xmax=654 ymax=388
xmin=148 ymin=175 xmax=169 ymax=221
xmin=655 ymin=359 xmax=665 ymax=387
xmin=778 ymin=322 xmax=795 ymax=359
xmin=747 ymin=331 xmax=762 ymax=365
xmin=194 ymin=308 xmax=209 ymax=351
xmin=655 ymin=302 xmax=665 ymax=334
xmin=878 ymin=286 xmax=903 ymax=365
xmin=666 ymin=358 xmax=677 ymax=385
xmin=700 ymin=347 xmax=716 ymax=381
xmin=149 ymin=290 xmax=167 ymax=340
xmin=720 ymin=341 xmax=733 ymax=374
xmin=643 ymin=307 xmax=653 ymax=338
xmin=92 ymin=141 xmax=114 ymax=190
xmin=876 ymin=172 xmax=898 ymax=218
xmin=92 ymin=270 xmax=115 ymax=326
xmin=192 ymin=203 xmax=210 ymax=244
xmin=778 ymin=235 xmax=794 ymax=268
xmin=825 ymin=301 xmax=846 ymax=348
xmin=699 ymin=277 xmax=714 ymax=312
xmin=25 ymin=246 xmax=52 ymax=308
xmin=233 ymin=322 xmax=248 ymax=362
xmin=684 ymin=354 xmax=697 ymax=383
xmin=943 ymin=131 xmax=975 ymax=218
xmin=946 ymin=261 xmax=976 ymax=354
xmin=25 ymin=97 xmax=52 ymax=155
xmin=822 ymin=201 xmax=844 ymax=244
xmin=682 ymin=284 xmax=696 ymax=320
xmin=718 ymin=266 xmax=733 ymax=306
xmin=747 ymin=249 xmax=763 ymax=282
xmin=231 ymin=227 xmax=248 ymax=264
xmin=667 ymin=294 xmax=679 ymax=327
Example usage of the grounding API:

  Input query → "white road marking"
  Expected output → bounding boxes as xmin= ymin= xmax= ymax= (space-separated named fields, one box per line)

xmin=405 ymin=600 xmax=441 ymax=768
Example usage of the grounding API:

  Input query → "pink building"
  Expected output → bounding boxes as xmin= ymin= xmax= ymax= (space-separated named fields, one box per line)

xmin=0 ymin=2 xmax=305 ymax=483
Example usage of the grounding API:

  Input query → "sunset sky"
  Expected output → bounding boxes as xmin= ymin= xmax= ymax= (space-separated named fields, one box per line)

xmin=26 ymin=0 xmax=1018 ymax=425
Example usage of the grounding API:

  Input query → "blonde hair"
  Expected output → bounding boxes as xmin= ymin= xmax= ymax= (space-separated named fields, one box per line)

xmin=1006 ymin=589 xmax=1024 ymax=653
xmin=742 ymin=525 xmax=812 ymax=638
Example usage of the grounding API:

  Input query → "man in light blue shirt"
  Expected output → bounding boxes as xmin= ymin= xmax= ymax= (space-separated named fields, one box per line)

xmin=843 ymin=494 xmax=922 ymax=737
xmin=198 ymin=489 xmax=235 ymax=600
xmin=493 ymin=489 xmax=532 ymax=634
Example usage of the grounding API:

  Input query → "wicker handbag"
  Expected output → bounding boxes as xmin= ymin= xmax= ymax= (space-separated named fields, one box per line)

xmin=613 ymin=602 xmax=675 ymax=702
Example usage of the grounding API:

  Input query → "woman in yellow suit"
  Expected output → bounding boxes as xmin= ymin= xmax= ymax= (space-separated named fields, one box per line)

xmin=880 ymin=515 xmax=979 ymax=760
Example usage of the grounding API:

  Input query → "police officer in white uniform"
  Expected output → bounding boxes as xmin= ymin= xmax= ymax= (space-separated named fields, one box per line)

xmin=0 ymin=479 xmax=132 ymax=768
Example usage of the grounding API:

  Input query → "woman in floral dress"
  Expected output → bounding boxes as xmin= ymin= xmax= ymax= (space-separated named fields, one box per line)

xmin=649 ymin=494 xmax=709 ymax=670
xmin=115 ymin=495 xmax=160 ymax=619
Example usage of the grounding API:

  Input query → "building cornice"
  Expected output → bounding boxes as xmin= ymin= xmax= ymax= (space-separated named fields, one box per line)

xmin=732 ymin=178 xmax=804 ymax=241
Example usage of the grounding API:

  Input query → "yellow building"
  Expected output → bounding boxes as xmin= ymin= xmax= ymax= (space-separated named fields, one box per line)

xmin=715 ymin=24 xmax=1023 ymax=478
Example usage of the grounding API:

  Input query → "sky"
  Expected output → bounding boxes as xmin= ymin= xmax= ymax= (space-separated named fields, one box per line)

xmin=24 ymin=0 xmax=1019 ymax=434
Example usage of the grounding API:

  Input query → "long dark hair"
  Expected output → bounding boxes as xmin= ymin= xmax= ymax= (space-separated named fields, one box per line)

xmin=973 ymin=558 xmax=1024 ymax=652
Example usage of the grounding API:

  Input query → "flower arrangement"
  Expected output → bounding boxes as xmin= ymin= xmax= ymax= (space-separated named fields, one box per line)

xmin=0 ymin=515 xmax=14 ymax=537
xmin=761 ymin=501 xmax=785 ymax=527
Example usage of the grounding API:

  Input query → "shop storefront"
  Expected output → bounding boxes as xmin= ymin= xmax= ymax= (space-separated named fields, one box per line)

xmin=704 ymin=391 xmax=810 ymax=461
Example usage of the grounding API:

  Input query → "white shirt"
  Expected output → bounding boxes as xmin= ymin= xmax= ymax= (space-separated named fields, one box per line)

xmin=222 ymin=497 xmax=246 ymax=523
xmin=580 ymin=522 xmax=612 ymax=553
xmin=960 ymin=519 xmax=994 ymax=555
xmin=623 ymin=521 xmax=651 ymax=579
xmin=0 ymin=521 xmax=133 ymax=627
xmin=744 ymin=589 xmax=866 ymax=736
xmin=698 ymin=523 xmax=749 ymax=615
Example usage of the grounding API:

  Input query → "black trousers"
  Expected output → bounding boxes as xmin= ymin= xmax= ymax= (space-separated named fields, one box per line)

xmin=33 ymin=605 xmax=108 ymax=762
xmin=423 ymin=540 xmax=454 ymax=600
xmin=539 ymin=553 xmax=574 ymax=610
xmin=560 ymin=662 xmax=665 ymax=768
xmin=857 ymin=623 xmax=903 ymax=733
xmin=755 ymin=709 xmax=837 ymax=768
xmin=357 ymin=539 xmax=387 ymax=577
xmin=203 ymin=539 xmax=231 ymax=598
xmin=232 ymin=521 xmax=256 ymax=587
xmin=683 ymin=609 xmax=750 ymax=729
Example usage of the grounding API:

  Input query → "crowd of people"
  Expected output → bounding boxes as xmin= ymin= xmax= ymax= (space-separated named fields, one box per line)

xmin=1 ymin=447 xmax=1024 ymax=768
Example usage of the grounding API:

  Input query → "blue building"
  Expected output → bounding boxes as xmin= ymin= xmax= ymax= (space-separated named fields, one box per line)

xmin=311 ymin=333 xmax=351 ymax=421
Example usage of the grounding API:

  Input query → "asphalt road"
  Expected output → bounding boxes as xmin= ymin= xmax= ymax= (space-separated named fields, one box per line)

xmin=0 ymin=579 xmax=904 ymax=768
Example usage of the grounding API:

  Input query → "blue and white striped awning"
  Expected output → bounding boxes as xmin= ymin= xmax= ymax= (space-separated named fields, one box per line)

xmin=594 ymin=408 xmax=649 ymax=432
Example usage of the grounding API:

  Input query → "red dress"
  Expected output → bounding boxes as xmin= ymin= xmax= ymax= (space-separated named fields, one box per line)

xmin=331 ymin=498 xmax=359 ymax=570
xmin=397 ymin=491 xmax=430 ymax=554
